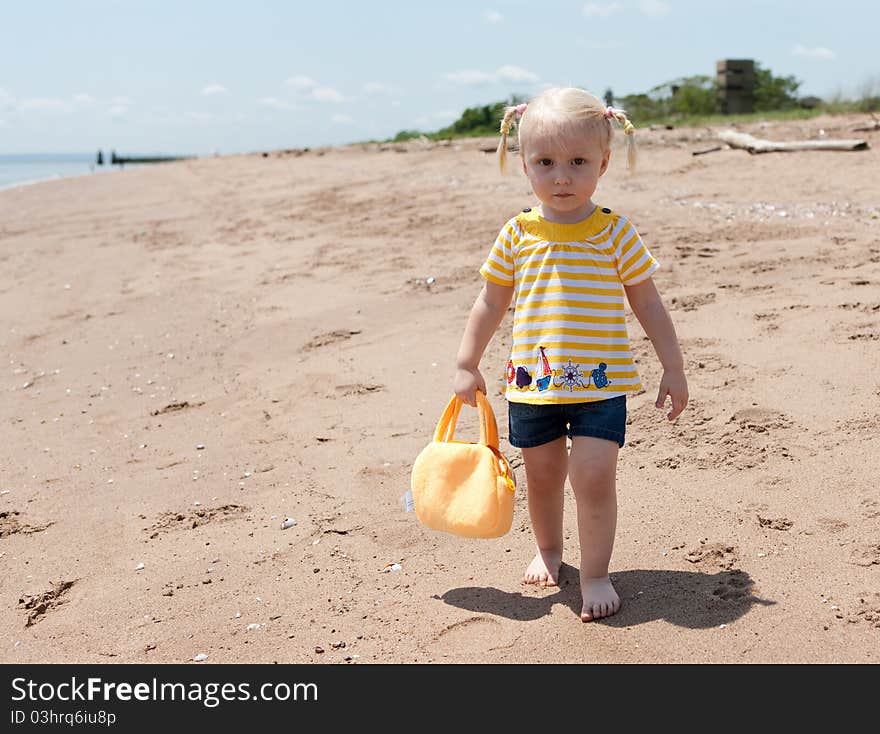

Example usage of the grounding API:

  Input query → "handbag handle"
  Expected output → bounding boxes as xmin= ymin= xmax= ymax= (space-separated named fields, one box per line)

xmin=433 ymin=391 xmax=500 ymax=449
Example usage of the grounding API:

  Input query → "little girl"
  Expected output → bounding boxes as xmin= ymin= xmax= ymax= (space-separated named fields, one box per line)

xmin=453 ymin=87 xmax=688 ymax=622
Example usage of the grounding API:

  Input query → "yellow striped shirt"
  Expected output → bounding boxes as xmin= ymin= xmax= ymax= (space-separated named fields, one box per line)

xmin=480 ymin=206 xmax=658 ymax=404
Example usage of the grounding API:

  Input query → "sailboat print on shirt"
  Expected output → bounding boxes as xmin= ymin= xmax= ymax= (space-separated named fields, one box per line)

xmin=535 ymin=346 xmax=552 ymax=392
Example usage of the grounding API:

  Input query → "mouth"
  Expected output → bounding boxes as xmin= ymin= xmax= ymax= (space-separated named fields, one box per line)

xmin=554 ymin=193 xmax=573 ymax=198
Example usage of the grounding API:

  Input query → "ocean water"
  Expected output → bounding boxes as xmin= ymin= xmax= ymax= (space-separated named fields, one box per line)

xmin=0 ymin=153 xmax=107 ymax=191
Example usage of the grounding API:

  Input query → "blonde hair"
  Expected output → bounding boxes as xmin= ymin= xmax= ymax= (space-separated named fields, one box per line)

xmin=497 ymin=87 xmax=636 ymax=172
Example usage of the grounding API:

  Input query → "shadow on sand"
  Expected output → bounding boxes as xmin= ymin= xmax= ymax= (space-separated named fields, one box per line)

xmin=440 ymin=564 xmax=774 ymax=627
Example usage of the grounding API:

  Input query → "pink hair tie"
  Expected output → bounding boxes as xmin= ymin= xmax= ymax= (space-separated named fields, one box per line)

xmin=514 ymin=103 xmax=528 ymax=117
xmin=604 ymin=106 xmax=615 ymax=119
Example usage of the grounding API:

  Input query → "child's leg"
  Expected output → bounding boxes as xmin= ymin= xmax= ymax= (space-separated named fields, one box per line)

xmin=521 ymin=436 xmax=568 ymax=586
xmin=568 ymin=435 xmax=620 ymax=621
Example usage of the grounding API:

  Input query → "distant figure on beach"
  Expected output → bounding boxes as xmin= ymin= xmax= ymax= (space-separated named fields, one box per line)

xmin=452 ymin=87 xmax=688 ymax=622
xmin=604 ymin=88 xmax=614 ymax=107
xmin=96 ymin=150 xmax=103 ymax=166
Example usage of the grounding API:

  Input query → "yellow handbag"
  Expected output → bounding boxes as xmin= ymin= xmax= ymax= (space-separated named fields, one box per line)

xmin=411 ymin=391 xmax=516 ymax=539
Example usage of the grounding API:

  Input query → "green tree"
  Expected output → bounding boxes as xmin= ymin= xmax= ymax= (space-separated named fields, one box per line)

xmin=753 ymin=62 xmax=801 ymax=111
xmin=669 ymin=75 xmax=716 ymax=115
xmin=617 ymin=76 xmax=716 ymax=121
xmin=435 ymin=96 xmax=525 ymax=138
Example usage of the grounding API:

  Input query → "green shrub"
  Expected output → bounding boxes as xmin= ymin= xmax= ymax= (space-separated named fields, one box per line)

xmin=753 ymin=62 xmax=801 ymax=111
xmin=392 ymin=129 xmax=423 ymax=142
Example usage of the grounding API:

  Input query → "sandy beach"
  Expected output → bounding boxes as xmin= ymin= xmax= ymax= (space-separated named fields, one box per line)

xmin=1 ymin=114 xmax=878 ymax=664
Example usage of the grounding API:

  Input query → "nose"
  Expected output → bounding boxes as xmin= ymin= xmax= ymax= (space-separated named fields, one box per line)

xmin=554 ymin=168 xmax=571 ymax=185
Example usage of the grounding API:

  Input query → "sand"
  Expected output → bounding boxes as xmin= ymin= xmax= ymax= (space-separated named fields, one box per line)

xmin=1 ymin=114 xmax=878 ymax=664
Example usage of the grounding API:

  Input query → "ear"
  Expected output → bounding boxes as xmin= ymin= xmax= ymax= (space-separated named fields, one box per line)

xmin=599 ymin=149 xmax=611 ymax=176
xmin=521 ymin=154 xmax=528 ymax=176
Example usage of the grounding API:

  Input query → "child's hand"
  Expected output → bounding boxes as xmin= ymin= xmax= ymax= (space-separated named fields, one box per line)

xmin=655 ymin=369 xmax=688 ymax=421
xmin=454 ymin=367 xmax=486 ymax=407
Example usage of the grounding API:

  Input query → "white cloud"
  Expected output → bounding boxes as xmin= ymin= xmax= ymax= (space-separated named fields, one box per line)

xmin=331 ymin=113 xmax=353 ymax=124
xmin=443 ymin=69 xmax=495 ymax=85
xmin=497 ymin=65 xmax=540 ymax=83
xmin=73 ymin=93 xmax=95 ymax=104
xmin=18 ymin=97 xmax=72 ymax=113
xmin=582 ymin=2 xmax=622 ymax=17
xmin=258 ymin=96 xmax=296 ymax=110
xmin=484 ymin=10 xmax=502 ymax=23
xmin=792 ymin=44 xmax=835 ymax=59
xmin=312 ymin=86 xmax=345 ymax=103
xmin=201 ymin=83 xmax=227 ymax=96
xmin=639 ymin=0 xmax=670 ymax=16
xmin=285 ymin=75 xmax=318 ymax=90
xmin=363 ymin=82 xmax=392 ymax=96
xmin=443 ymin=65 xmax=540 ymax=85
xmin=108 ymin=104 xmax=128 ymax=118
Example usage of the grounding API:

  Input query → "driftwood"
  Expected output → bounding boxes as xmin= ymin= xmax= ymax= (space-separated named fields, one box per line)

xmin=853 ymin=114 xmax=880 ymax=132
xmin=692 ymin=145 xmax=724 ymax=156
xmin=717 ymin=129 xmax=869 ymax=153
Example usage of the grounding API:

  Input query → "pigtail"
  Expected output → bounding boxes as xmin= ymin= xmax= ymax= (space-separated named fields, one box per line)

xmin=497 ymin=103 xmax=527 ymax=173
xmin=607 ymin=107 xmax=637 ymax=170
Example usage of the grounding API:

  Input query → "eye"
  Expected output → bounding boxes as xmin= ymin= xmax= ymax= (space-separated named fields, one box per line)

xmin=537 ymin=158 xmax=552 ymax=166
xmin=572 ymin=158 xmax=586 ymax=165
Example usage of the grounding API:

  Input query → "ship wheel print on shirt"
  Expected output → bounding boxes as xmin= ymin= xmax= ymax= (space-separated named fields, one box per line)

xmin=552 ymin=360 xmax=611 ymax=391
xmin=508 ymin=348 xmax=610 ymax=392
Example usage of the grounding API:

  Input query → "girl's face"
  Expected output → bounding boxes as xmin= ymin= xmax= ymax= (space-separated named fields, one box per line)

xmin=521 ymin=124 xmax=610 ymax=224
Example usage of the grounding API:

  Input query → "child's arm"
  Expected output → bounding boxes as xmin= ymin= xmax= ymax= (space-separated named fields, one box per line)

xmin=454 ymin=280 xmax=515 ymax=406
xmin=623 ymin=277 xmax=689 ymax=421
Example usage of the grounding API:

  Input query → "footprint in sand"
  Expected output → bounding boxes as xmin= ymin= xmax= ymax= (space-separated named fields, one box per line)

xmin=754 ymin=311 xmax=779 ymax=322
xmin=18 ymin=580 xmax=77 ymax=627
xmin=682 ymin=409 xmax=796 ymax=471
xmin=729 ymin=408 xmax=791 ymax=433
xmin=816 ymin=517 xmax=849 ymax=533
xmin=146 ymin=504 xmax=250 ymax=538
xmin=675 ymin=245 xmax=694 ymax=259
xmin=0 ymin=510 xmax=54 ymax=538
xmin=757 ymin=515 xmax=793 ymax=531
xmin=133 ymin=227 xmax=186 ymax=252
xmin=684 ymin=541 xmax=738 ymax=570
xmin=334 ymin=383 xmax=384 ymax=397
xmin=302 ymin=329 xmax=362 ymax=351
xmin=712 ymin=570 xmax=753 ymax=601
xmin=433 ymin=616 xmax=514 ymax=656
xmin=150 ymin=400 xmax=206 ymax=417
xmin=838 ymin=302 xmax=880 ymax=313
xmin=849 ymin=544 xmax=880 ymax=567
xmin=655 ymin=455 xmax=682 ymax=469
xmin=847 ymin=593 xmax=880 ymax=629
xmin=860 ymin=498 xmax=880 ymax=520
xmin=669 ymin=293 xmax=717 ymax=312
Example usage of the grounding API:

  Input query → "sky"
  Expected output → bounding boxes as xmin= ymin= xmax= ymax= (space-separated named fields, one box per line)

xmin=1 ymin=0 xmax=877 ymax=155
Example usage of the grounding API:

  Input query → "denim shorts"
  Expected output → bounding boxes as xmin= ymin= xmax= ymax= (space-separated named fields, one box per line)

xmin=507 ymin=396 xmax=626 ymax=449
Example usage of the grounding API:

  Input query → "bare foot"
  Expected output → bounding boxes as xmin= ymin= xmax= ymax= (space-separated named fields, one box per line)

xmin=523 ymin=549 xmax=562 ymax=587
xmin=581 ymin=575 xmax=620 ymax=621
